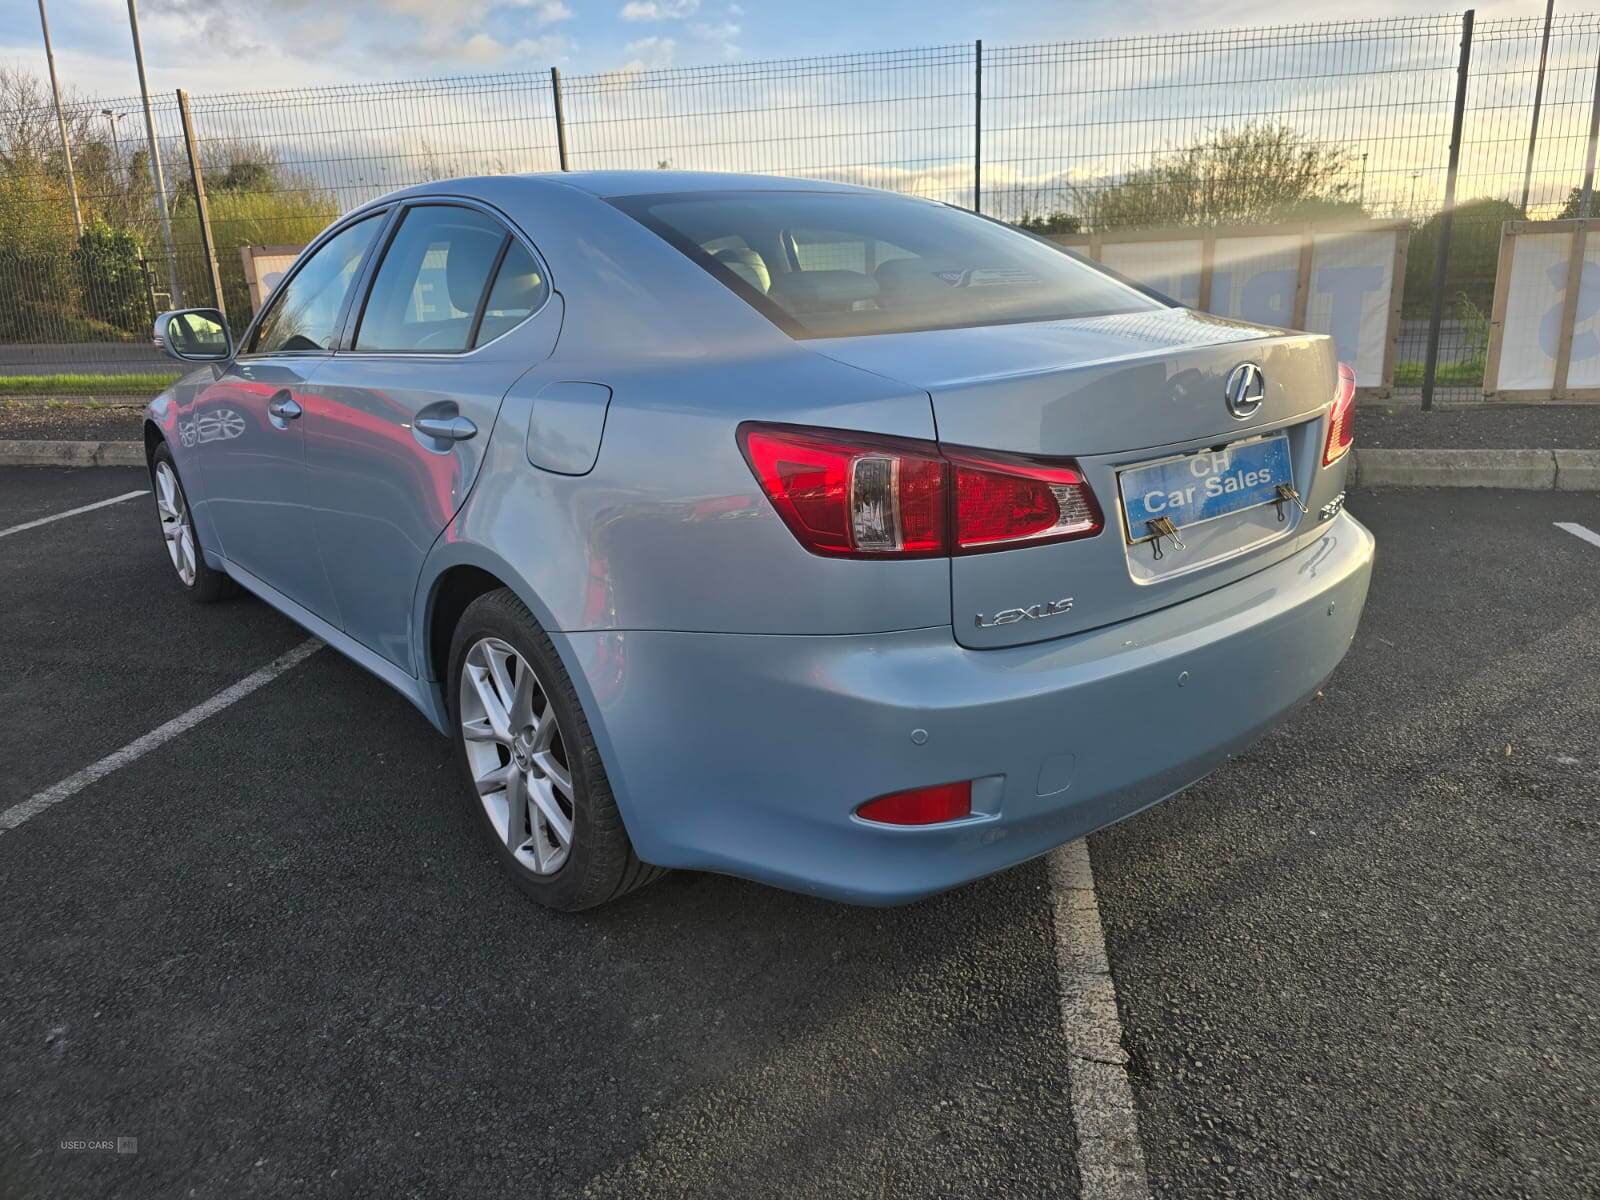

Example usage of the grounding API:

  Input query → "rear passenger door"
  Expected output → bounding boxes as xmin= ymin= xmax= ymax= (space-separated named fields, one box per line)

xmin=302 ymin=199 xmax=560 ymax=674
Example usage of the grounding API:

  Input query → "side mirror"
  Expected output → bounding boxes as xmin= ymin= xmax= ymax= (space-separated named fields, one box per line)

xmin=153 ymin=308 xmax=234 ymax=363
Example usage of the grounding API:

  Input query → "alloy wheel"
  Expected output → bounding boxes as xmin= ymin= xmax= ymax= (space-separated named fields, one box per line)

xmin=154 ymin=461 xmax=197 ymax=587
xmin=459 ymin=636 xmax=575 ymax=875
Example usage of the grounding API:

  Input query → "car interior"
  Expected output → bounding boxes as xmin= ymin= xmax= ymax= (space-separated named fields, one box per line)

xmin=627 ymin=191 xmax=1147 ymax=339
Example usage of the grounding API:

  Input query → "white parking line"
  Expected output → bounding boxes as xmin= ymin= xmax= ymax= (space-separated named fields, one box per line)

xmin=1555 ymin=521 xmax=1600 ymax=550
xmin=0 ymin=490 xmax=147 ymax=540
xmin=1050 ymin=839 xmax=1152 ymax=1200
xmin=0 ymin=640 xmax=323 ymax=836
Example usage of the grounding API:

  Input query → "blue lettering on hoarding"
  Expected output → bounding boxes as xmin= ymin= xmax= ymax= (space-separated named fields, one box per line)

xmin=1541 ymin=259 xmax=1600 ymax=364
xmin=1315 ymin=266 xmax=1384 ymax=369
xmin=1239 ymin=268 xmax=1296 ymax=326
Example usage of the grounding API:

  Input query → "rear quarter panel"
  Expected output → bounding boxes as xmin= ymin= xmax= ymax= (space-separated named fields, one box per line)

xmin=446 ymin=177 xmax=954 ymax=638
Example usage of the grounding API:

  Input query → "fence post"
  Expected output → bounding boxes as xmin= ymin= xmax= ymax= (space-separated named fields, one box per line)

xmin=1421 ymin=9 xmax=1474 ymax=413
xmin=973 ymin=39 xmax=983 ymax=214
xmin=1578 ymin=42 xmax=1600 ymax=220
xmin=551 ymin=67 xmax=570 ymax=171
xmin=176 ymin=89 xmax=225 ymax=317
xmin=1519 ymin=0 xmax=1555 ymax=214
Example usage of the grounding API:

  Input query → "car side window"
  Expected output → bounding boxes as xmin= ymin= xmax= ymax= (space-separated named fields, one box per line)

xmin=248 ymin=214 xmax=382 ymax=355
xmin=474 ymin=240 xmax=549 ymax=345
xmin=353 ymin=206 xmax=520 ymax=353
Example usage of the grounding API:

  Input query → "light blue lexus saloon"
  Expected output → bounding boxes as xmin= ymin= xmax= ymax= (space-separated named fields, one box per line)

xmin=144 ymin=171 xmax=1373 ymax=910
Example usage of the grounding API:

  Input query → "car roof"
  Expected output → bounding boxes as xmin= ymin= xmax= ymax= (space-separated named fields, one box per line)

xmin=370 ymin=170 xmax=883 ymax=207
xmin=523 ymin=170 xmax=880 ymax=198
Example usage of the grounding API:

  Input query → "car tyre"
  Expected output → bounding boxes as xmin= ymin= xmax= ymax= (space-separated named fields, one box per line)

xmin=448 ymin=588 xmax=663 ymax=911
xmin=150 ymin=441 xmax=231 ymax=603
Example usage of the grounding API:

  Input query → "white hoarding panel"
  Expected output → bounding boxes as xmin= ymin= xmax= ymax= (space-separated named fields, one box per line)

xmin=1562 ymin=236 xmax=1600 ymax=390
xmin=1495 ymin=231 xmax=1569 ymax=392
xmin=1306 ymin=230 xmax=1397 ymax=388
xmin=240 ymin=247 xmax=304 ymax=314
xmin=1098 ymin=239 xmax=1204 ymax=308
xmin=1210 ymin=235 xmax=1303 ymax=328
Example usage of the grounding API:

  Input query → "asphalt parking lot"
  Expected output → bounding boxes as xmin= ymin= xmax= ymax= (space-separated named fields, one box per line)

xmin=2 ymin=467 xmax=1598 ymax=1199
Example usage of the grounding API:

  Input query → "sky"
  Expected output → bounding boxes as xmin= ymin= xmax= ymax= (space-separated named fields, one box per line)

xmin=5 ymin=0 xmax=1553 ymax=101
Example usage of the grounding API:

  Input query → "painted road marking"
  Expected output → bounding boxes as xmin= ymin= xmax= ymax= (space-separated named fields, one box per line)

xmin=0 ymin=490 xmax=147 ymax=540
xmin=1051 ymin=839 xmax=1152 ymax=1200
xmin=1555 ymin=522 xmax=1600 ymax=550
xmin=0 ymin=640 xmax=323 ymax=836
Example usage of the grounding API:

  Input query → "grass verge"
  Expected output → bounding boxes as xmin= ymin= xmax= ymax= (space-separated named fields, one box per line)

xmin=1393 ymin=358 xmax=1486 ymax=389
xmin=0 ymin=373 xmax=180 ymax=397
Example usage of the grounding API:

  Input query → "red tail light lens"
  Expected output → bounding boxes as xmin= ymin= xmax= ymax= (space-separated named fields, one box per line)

xmin=949 ymin=451 xmax=1102 ymax=553
xmin=740 ymin=426 xmax=946 ymax=557
xmin=1323 ymin=362 xmax=1356 ymax=466
xmin=738 ymin=424 xmax=1101 ymax=559
xmin=856 ymin=781 xmax=973 ymax=825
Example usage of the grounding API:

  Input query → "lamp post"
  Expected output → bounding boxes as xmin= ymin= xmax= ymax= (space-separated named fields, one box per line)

xmin=36 ymin=0 xmax=84 ymax=236
xmin=101 ymin=108 xmax=127 ymax=183
xmin=127 ymin=0 xmax=180 ymax=305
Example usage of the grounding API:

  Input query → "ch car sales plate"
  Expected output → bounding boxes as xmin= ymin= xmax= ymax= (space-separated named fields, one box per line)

xmin=1118 ymin=433 xmax=1293 ymax=541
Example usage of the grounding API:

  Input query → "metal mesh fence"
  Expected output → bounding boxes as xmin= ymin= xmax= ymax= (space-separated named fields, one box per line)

xmin=562 ymin=45 xmax=974 ymax=205
xmin=2 ymin=12 xmax=1598 ymax=399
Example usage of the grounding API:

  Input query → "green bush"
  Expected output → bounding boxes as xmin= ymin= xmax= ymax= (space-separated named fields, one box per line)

xmin=1017 ymin=211 xmax=1082 ymax=235
xmin=1402 ymin=197 xmax=1520 ymax=318
xmin=170 ymin=186 xmax=339 ymax=320
xmin=74 ymin=218 xmax=147 ymax=335
xmin=0 ymin=171 xmax=82 ymax=342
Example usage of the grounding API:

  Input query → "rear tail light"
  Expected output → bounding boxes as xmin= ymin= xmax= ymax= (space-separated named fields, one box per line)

xmin=1323 ymin=362 xmax=1356 ymax=466
xmin=739 ymin=424 xmax=1101 ymax=559
xmin=948 ymin=450 xmax=1101 ymax=551
xmin=856 ymin=781 xmax=973 ymax=825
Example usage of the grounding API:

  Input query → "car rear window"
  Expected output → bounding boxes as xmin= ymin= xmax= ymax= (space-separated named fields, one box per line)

xmin=613 ymin=190 xmax=1162 ymax=339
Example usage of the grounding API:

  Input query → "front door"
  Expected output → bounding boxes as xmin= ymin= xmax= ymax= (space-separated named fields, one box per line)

xmin=303 ymin=202 xmax=559 ymax=672
xmin=198 ymin=212 xmax=386 ymax=621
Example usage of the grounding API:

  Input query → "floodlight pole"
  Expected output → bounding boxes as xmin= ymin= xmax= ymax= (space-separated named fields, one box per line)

xmin=36 ymin=0 xmax=83 ymax=237
xmin=128 ymin=0 xmax=180 ymax=305
xmin=1519 ymin=0 xmax=1555 ymax=214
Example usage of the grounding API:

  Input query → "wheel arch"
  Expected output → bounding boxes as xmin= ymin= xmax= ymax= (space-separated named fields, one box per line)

xmin=414 ymin=542 xmax=570 ymax=707
xmin=414 ymin=541 xmax=641 ymax=836
xmin=143 ymin=418 xmax=165 ymax=465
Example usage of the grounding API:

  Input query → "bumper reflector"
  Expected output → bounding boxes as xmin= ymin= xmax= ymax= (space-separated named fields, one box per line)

xmin=856 ymin=780 xmax=973 ymax=826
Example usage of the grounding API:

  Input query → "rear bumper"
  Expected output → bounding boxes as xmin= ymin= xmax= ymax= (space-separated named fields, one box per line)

xmin=563 ymin=510 xmax=1374 ymax=904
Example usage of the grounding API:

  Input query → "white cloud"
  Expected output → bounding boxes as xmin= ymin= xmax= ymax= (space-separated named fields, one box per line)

xmin=528 ymin=0 xmax=573 ymax=23
xmin=621 ymin=35 xmax=678 ymax=69
xmin=457 ymin=33 xmax=510 ymax=64
xmin=620 ymin=0 xmax=699 ymax=21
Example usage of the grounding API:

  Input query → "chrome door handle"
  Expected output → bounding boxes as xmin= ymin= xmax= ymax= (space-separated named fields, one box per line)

xmin=414 ymin=413 xmax=477 ymax=442
xmin=267 ymin=393 xmax=302 ymax=421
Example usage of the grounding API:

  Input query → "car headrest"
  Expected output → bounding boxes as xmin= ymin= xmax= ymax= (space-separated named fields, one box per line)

xmin=713 ymin=247 xmax=771 ymax=293
xmin=768 ymin=269 xmax=878 ymax=314
xmin=446 ymin=228 xmax=508 ymax=313
xmin=489 ymin=267 xmax=545 ymax=312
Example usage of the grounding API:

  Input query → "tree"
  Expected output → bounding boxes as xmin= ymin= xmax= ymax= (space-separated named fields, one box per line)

xmin=1557 ymin=186 xmax=1600 ymax=219
xmin=1402 ymin=197 xmax=1521 ymax=317
xmin=1086 ymin=122 xmax=1362 ymax=230
xmin=1016 ymin=210 xmax=1082 ymax=235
